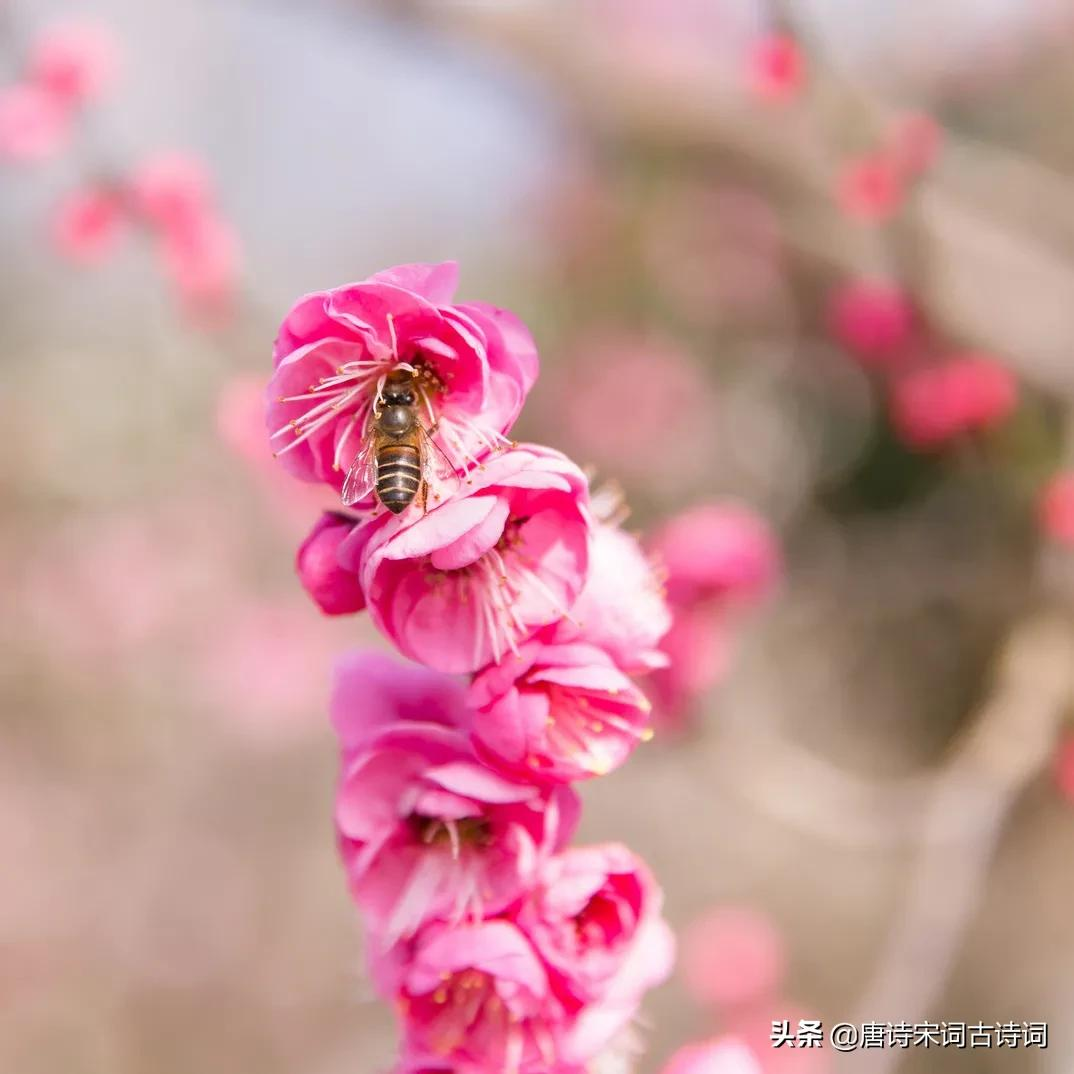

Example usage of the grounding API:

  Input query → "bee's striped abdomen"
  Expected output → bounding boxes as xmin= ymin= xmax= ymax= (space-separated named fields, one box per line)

xmin=376 ymin=443 xmax=421 ymax=514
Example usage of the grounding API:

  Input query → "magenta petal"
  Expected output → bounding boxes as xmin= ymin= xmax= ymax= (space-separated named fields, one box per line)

xmin=335 ymin=750 xmax=422 ymax=841
xmin=368 ymin=261 xmax=459 ymax=305
xmin=430 ymin=497 xmax=510 ymax=571
xmin=409 ymin=920 xmax=548 ymax=997
xmin=424 ymin=760 xmax=537 ymax=804
xmin=384 ymin=495 xmax=500 ymax=563
xmin=528 ymin=662 xmax=634 ymax=695
xmin=475 ymin=688 xmax=549 ymax=766
xmin=330 ymin=650 xmax=469 ymax=748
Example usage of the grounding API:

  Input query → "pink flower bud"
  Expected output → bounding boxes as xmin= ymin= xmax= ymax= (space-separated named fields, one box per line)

xmin=296 ymin=513 xmax=365 ymax=615
xmin=651 ymin=503 xmax=781 ymax=608
xmin=28 ymin=20 xmax=120 ymax=106
xmin=826 ymin=279 xmax=914 ymax=366
xmin=748 ymin=35 xmax=804 ymax=103
xmin=158 ymin=211 xmax=241 ymax=314
xmin=51 ymin=187 xmax=127 ymax=265
xmin=129 ymin=152 xmax=213 ymax=227
xmin=0 ymin=83 xmax=69 ymax=162
xmin=889 ymin=356 xmax=1018 ymax=450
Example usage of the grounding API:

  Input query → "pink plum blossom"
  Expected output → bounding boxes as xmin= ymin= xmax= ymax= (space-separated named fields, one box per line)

xmin=649 ymin=604 xmax=731 ymax=728
xmin=826 ymin=279 xmax=914 ymax=367
xmin=51 ymin=187 xmax=127 ymax=265
xmin=468 ymin=638 xmax=653 ymax=782
xmin=0 ymin=83 xmax=69 ymax=161
xmin=651 ymin=503 xmax=781 ymax=608
xmin=661 ymin=1038 xmax=762 ymax=1074
xmin=889 ymin=355 xmax=1018 ymax=450
xmin=129 ymin=152 xmax=213 ymax=227
xmin=27 ymin=20 xmax=120 ymax=106
xmin=680 ymin=905 xmax=785 ymax=1010
xmin=552 ymin=519 xmax=671 ymax=674
xmin=375 ymin=919 xmax=565 ymax=1074
xmin=342 ymin=445 xmax=591 ymax=674
xmin=649 ymin=503 xmax=779 ymax=727
xmin=748 ymin=35 xmax=804 ymax=103
xmin=332 ymin=651 xmax=579 ymax=943
xmin=266 ymin=263 xmax=539 ymax=502
xmin=1039 ymin=472 xmax=1074 ymax=546
xmin=159 ymin=211 xmax=241 ymax=316
xmin=516 ymin=844 xmax=674 ymax=1055
xmin=296 ymin=513 xmax=365 ymax=615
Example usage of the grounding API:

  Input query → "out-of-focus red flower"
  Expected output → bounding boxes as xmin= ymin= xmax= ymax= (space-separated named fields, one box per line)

xmin=1055 ymin=732 xmax=1074 ymax=801
xmin=827 ymin=278 xmax=914 ymax=367
xmin=661 ymin=1037 xmax=762 ymax=1074
xmin=748 ymin=35 xmax=804 ymax=103
xmin=51 ymin=187 xmax=127 ymax=264
xmin=888 ymin=111 xmax=943 ymax=179
xmin=1039 ymin=473 xmax=1074 ymax=547
xmin=27 ymin=20 xmax=120 ymax=106
xmin=836 ymin=154 xmax=903 ymax=223
xmin=159 ymin=211 xmax=241 ymax=313
xmin=680 ymin=905 xmax=785 ymax=1010
xmin=0 ymin=83 xmax=69 ymax=161
xmin=889 ymin=356 xmax=1018 ymax=450
xmin=129 ymin=151 xmax=213 ymax=228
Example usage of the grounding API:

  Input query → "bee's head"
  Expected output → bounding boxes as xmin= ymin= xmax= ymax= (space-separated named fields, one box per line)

xmin=382 ymin=370 xmax=416 ymax=407
xmin=382 ymin=386 xmax=415 ymax=406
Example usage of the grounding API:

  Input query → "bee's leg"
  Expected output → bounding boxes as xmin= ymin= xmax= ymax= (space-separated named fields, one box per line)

xmin=415 ymin=481 xmax=428 ymax=516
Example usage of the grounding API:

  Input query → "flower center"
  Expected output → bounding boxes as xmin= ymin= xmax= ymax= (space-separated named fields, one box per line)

xmin=410 ymin=814 xmax=493 ymax=855
xmin=426 ymin=968 xmax=496 ymax=1055
xmin=573 ymin=890 xmax=623 ymax=949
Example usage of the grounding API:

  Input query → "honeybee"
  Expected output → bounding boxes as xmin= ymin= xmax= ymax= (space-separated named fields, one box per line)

xmin=341 ymin=369 xmax=458 ymax=514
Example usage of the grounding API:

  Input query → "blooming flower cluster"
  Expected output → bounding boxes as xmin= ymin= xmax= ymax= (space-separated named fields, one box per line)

xmin=267 ymin=262 xmax=674 ymax=1072
xmin=0 ymin=19 xmax=119 ymax=162
xmin=1 ymin=16 xmax=239 ymax=322
xmin=826 ymin=278 xmax=1021 ymax=452
xmin=53 ymin=151 xmax=241 ymax=318
xmin=836 ymin=111 xmax=943 ymax=223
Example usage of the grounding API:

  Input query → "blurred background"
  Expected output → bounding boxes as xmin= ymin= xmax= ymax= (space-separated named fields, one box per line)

xmin=4 ymin=1 xmax=1074 ymax=1072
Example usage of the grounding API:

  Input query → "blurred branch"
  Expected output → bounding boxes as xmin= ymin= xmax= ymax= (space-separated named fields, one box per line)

xmin=844 ymin=603 xmax=1074 ymax=1072
xmin=406 ymin=2 xmax=1074 ymax=398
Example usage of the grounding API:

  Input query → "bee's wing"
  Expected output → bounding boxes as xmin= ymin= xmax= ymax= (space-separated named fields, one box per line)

xmin=341 ymin=430 xmax=379 ymax=506
xmin=417 ymin=423 xmax=460 ymax=504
